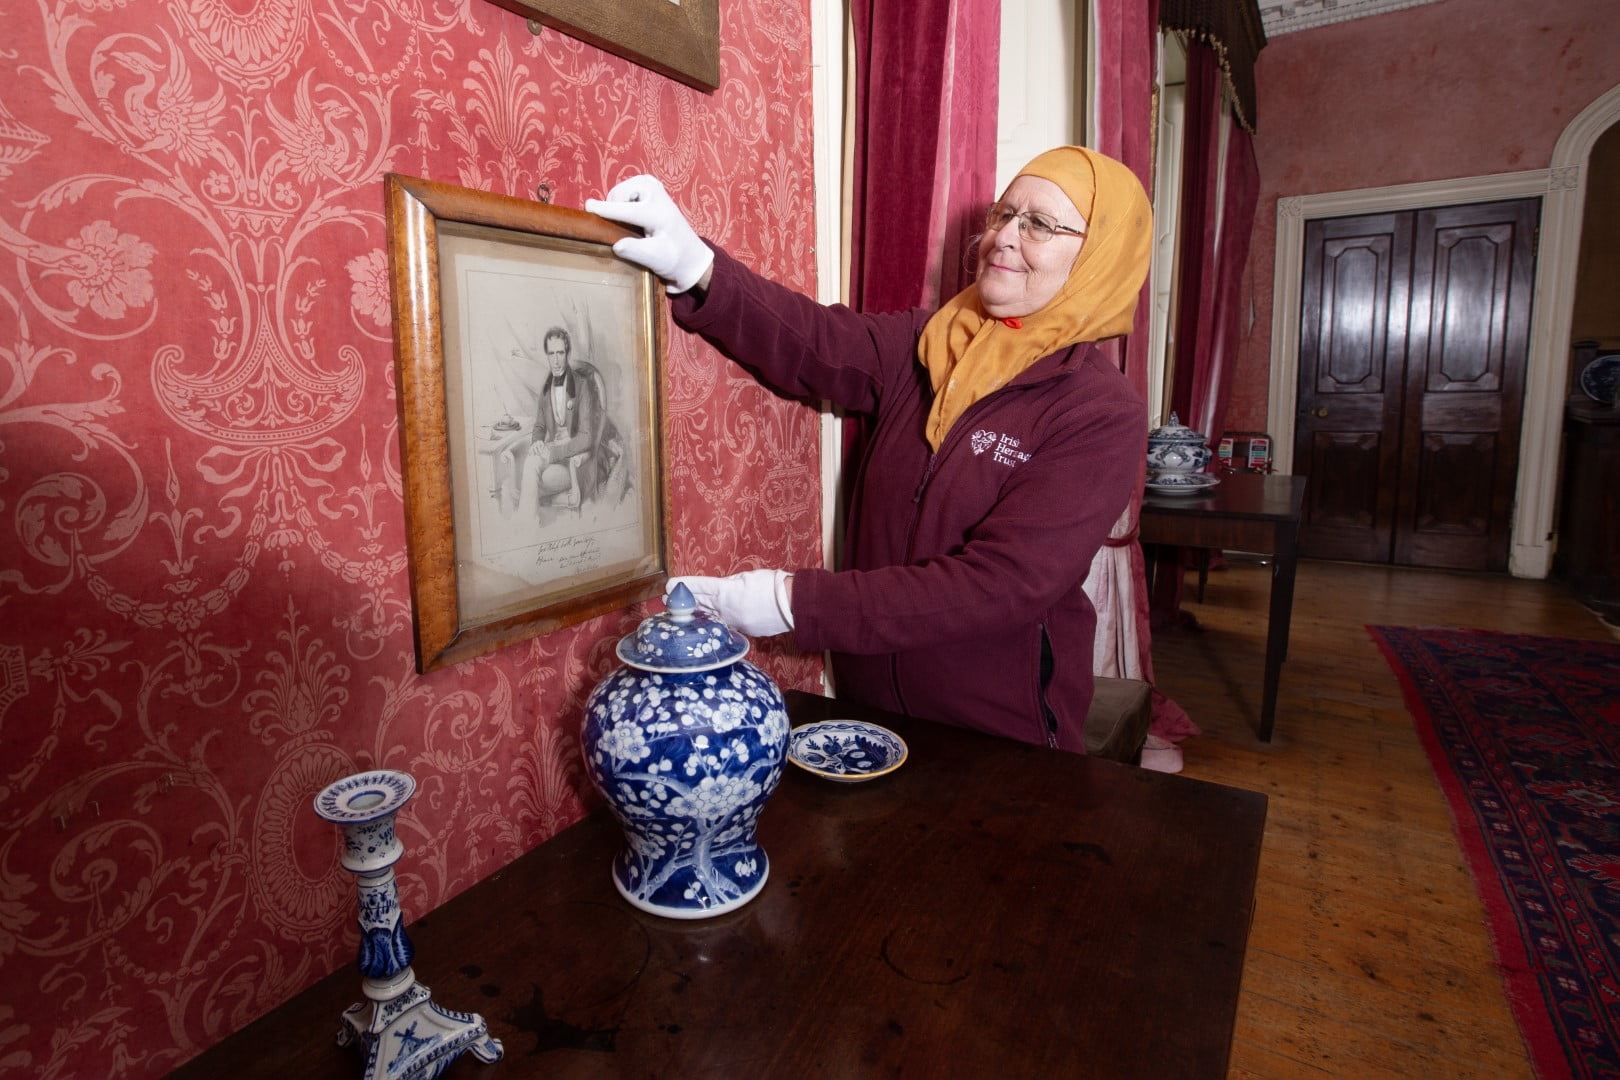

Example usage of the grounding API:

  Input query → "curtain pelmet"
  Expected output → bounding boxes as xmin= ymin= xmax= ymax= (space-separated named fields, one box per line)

xmin=1159 ymin=0 xmax=1266 ymax=132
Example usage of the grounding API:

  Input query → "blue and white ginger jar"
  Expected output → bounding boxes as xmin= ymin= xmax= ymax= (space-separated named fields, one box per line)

xmin=581 ymin=583 xmax=789 ymax=919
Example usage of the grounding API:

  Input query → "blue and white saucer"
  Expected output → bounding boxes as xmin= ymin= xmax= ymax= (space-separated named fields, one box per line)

xmin=1146 ymin=472 xmax=1220 ymax=496
xmin=788 ymin=720 xmax=908 ymax=782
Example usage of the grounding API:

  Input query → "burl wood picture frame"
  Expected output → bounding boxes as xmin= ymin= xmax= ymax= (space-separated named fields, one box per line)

xmin=492 ymin=0 xmax=719 ymax=92
xmin=384 ymin=173 xmax=669 ymax=672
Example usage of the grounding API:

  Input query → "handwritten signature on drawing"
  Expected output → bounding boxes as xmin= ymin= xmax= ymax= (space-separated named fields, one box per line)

xmin=535 ymin=534 xmax=602 ymax=574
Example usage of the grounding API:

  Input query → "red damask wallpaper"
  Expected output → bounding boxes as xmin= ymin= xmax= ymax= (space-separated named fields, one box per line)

xmin=0 ymin=1 xmax=822 ymax=1076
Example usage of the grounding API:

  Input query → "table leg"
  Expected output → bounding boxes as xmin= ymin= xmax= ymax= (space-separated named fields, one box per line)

xmin=1259 ymin=536 xmax=1298 ymax=742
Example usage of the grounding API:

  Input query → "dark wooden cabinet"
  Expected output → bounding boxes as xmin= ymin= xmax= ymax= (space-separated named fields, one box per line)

xmin=1556 ymin=399 xmax=1620 ymax=617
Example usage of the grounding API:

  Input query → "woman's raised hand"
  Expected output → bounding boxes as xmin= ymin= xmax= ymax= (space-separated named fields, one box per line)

xmin=586 ymin=175 xmax=715 ymax=294
xmin=666 ymin=570 xmax=794 ymax=638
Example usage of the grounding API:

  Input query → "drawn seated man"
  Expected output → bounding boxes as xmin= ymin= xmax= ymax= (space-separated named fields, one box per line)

xmin=514 ymin=326 xmax=619 ymax=513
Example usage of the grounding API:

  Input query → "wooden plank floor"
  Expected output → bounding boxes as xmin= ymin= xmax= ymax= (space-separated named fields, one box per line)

xmin=1150 ymin=555 xmax=1617 ymax=1079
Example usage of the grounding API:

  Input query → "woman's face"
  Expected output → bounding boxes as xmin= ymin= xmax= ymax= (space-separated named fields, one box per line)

xmin=975 ymin=175 xmax=1087 ymax=319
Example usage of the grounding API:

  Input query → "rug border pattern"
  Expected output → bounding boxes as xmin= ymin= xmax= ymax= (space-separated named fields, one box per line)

xmin=1368 ymin=625 xmax=1619 ymax=1080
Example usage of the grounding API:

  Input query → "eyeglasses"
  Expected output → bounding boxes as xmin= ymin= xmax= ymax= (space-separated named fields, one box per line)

xmin=984 ymin=202 xmax=1086 ymax=243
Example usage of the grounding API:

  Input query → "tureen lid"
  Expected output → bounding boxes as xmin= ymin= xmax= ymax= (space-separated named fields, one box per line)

xmin=1146 ymin=412 xmax=1208 ymax=445
xmin=615 ymin=582 xmax=750 ymax=672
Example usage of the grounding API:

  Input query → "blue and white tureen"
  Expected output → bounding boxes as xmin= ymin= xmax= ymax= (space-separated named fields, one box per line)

xmin=1145 ymin=412 xmax=1213 ymax=475
xmin=581 ymin=583 xmax=790 ymax=919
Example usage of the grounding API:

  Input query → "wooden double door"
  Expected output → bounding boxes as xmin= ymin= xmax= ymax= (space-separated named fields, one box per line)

xmin=1293 ymin=198 xmax=1539 ymax=571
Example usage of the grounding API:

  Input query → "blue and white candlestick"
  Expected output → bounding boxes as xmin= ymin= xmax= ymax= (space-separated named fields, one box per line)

xmin=313 ymin=771 xmax=503 ymax=1080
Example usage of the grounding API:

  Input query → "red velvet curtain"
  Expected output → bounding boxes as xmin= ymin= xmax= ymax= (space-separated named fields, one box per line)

xmin=1152 ymin=38 xmax=1262 ymax=626
xmin=1172 ymin=38 xmax=1261 ymax=484
xmin=1188 ymin=121 xmax=1258 ymax=443
xmin=848 ymin=0 xmax=1001 ymax=313
xmin=1092 ymin=0 xmax=1161 ymax=343
xmin=1166 ymin=45 xmax=1222 ymax=431
xmin=841 ymin=0 xmax=1001 ymax=557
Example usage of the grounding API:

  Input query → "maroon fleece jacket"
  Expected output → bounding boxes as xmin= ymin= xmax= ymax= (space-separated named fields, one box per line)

xmin=671 ymin=247 xmax=1144 ymax=752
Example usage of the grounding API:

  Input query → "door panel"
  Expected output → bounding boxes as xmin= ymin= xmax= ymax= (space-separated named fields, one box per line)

xmin=1306 ymin=431 xmax=1382 ymax=530
xmin=1294 ymin=198 xmax=1538 ymax=571
xmin=1394 ymin=200 xmax=1537 ymax=570
xmin=1322 ymin=241 xmax=1385 ymax=389
xmin=1294 ymin=212 xmax=1410 ymax=562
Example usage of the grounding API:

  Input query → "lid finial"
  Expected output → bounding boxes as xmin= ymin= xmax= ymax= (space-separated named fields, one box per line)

xmin=665 ymin=582 xmax=697 ymax=624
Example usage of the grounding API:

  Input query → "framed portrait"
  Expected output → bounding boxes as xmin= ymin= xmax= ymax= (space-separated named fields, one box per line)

xmin=384 ymin=173 xmax=669 ymax=672
xmin=490 ymin=0 xmax=719 ymax=92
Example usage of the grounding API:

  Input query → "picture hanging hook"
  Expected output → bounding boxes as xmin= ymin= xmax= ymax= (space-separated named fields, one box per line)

xmin=536 ymin=183 xmax=553 ymax=204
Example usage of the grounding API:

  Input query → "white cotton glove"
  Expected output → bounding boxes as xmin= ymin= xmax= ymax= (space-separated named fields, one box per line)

xmin=667 ymin=570 xmax=794 ymax=638
xmin=584 ymin=175 xmax=715 ymax=294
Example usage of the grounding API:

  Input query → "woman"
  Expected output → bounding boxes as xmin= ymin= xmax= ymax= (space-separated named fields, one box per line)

xmin=585 ymin=146 xmax=1150 ymax=752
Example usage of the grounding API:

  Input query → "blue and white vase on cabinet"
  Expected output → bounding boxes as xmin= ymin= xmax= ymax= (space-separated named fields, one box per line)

xmin=581 ymin=582 xmax=790 ymax=919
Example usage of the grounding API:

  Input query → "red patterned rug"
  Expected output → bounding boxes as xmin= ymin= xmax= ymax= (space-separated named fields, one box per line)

xmin=1369 ymin=626 xmax=1620 ymax=1080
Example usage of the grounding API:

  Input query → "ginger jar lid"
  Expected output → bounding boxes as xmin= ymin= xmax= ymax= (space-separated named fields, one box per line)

xmin=1146 ymin=412 xmax=1208 ymax=447
xmin=615 ymin=582 xmax=750 ymax=673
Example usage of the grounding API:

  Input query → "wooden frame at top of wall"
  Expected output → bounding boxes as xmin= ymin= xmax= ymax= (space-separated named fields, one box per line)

xmin=490 ymin=0 xmax=719 ymax=91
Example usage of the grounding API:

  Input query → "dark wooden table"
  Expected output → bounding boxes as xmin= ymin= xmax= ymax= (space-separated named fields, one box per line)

xmin=1140 ymin=472 xmax=1308 ymax=742
xmin=175 ymin=691 xmax=1267 ymax=1079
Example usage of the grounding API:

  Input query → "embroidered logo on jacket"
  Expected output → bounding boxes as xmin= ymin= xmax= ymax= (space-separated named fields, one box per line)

xmin=992 ymin=434 xmax=1031 ymax=467
xmin=970 ymin=429 xmax=1031 ymax=467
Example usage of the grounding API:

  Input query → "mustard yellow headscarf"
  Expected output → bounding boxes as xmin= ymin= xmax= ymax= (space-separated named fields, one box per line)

xmin=919 ymin=146 xmax=1152 ymax=450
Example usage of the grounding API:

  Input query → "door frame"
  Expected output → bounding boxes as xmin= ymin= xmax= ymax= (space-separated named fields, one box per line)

xmin=1267 ymin=83 xmax=1620 ymax=579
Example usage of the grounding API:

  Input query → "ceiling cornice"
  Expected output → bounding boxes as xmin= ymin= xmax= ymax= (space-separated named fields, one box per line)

xmin=1259 ymin=0 xmax=1441 ymax=37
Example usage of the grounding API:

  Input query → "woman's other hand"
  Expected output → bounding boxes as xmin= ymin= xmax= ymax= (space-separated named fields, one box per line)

xmin=666 ymin=570 xmax=794 ymax=638
xmin=585 ymin=176 xmax=715 ymax=294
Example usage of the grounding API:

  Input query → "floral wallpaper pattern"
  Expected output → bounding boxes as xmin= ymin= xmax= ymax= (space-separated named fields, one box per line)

xmin=0 ymin=0 xmax=822 ymax=1075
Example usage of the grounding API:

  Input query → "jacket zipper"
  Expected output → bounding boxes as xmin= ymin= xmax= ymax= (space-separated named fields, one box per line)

xmin=886 ymin=366 xmax=1066 ymax=719
xmin=904 ymin=453 xmax=941 ymax=558
xmin=891 ymin=451 xmax=942 ymax=715
xmin=1039 ymin=622 xmax=1059 ymax=748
